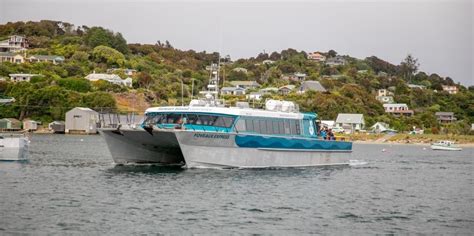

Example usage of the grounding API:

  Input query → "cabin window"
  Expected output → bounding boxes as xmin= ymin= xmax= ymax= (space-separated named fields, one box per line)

xmin=239 ymin=117 xmax=302 ymax=136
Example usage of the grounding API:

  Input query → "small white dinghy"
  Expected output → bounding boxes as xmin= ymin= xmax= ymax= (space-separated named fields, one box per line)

xmin=0 ymin=133 xmax=29 ymax=161
xmin=430 ymin=140 xmax=462 ymax=151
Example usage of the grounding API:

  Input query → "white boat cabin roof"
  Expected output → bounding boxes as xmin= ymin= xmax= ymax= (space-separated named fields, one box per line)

xmin=145 ymin=106 xmax=306 ymax=119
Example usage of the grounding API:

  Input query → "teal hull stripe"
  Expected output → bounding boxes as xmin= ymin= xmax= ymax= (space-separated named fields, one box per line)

xmin=235 ymin=135 xmax=352 ymax=151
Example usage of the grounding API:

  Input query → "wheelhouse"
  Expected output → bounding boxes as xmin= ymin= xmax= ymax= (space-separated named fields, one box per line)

xmin=142 ymin=109 xmax=319 ymax=138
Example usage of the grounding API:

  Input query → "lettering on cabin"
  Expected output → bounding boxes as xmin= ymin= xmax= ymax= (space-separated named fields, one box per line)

xmin=193 ymin=133 xmax=230 ymax=139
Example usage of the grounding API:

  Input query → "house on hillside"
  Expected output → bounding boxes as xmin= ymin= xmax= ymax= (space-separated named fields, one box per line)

xmin=442 ymin=85 xmax=458 ymax=94
xmin=408 ymin=84 xmax=426 ymax=90
xmin=0 ymin=52 xmax=26 ymax=63
xmin=383 ymin=103 xmax=414 ymax=117
xmin=65 ymin=107 xmax=99 ymax=134
xmin=9 ymin=73 xmax=40 ymax=82
xmin=221 ymin=87 xmax=246 ymax=95
xmin=307 ymin=52 xmax=326 ymax=62
xmin=85 ymin=72 xmax=130 ymax=86
xmin=287 ymin=72 xmax=307 ymax=82
xmin=28 ymin=55 xmax=65 ymax=64
xmin=376 ymin=89 xmax=394 ymax=103
xmin=229 ymin=81 xmax=260 ymax=89
xmin=325 ymin=56 xmax=346 ymax=66
xmin=246 ymin=92 xmax=264 ymax=101
xmin=335 ymin=113 xmax=365 ymax=133
xmin=0 ymin=35 xmax=28 ymax=52
xmin=298 ymin=81 xmax=326 ymax=93
xmin=435 ymin=112 xmax=456 ymax=124
xmin=279 ymin=85 xmax=296 ymax=95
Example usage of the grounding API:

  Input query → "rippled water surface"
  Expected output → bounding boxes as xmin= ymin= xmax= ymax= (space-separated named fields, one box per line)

xmin=1 ymin=134 xmax=473 ymax=234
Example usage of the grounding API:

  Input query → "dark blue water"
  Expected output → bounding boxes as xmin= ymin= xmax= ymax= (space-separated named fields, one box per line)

xmin=1 ymin=134 xmax=473 ymax=234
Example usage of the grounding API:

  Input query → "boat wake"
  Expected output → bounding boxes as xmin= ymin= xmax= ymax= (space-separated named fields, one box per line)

xmin=349 ymin=160 xmax=368 ymax=166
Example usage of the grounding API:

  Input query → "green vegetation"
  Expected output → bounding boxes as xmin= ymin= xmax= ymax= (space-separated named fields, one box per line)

xmin=0 ymin=20 xmax=472 ymax=135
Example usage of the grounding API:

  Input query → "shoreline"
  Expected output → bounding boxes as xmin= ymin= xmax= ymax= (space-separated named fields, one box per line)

xmin=353 ymin=140 xmax=474 ymax=147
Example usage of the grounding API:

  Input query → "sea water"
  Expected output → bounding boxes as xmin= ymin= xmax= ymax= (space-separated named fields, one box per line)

xmin=0 ymin=134 xmax=472 ymax=234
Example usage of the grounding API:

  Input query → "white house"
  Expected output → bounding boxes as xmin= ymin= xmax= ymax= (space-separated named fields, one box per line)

xmin=246 ymin=92 xmax=264 ymax=101
xmin=0 ymin=52 xmax=26 ymax=63
xmin=9 ymin=73 xmax=40 ymax=82
xmin=279 ymin=85 xmax=296 ymax=95
xmin=229 ymin=81 xmax=260 ymax=89
xmin=335 ymin=113 xmax=365 ymax=133
xmin=0 ymin=35 xmax=28 ymax=52
xmin=221 ymin=87 xmax=246 ymax=95
xmin=259 ymin=87 xmax=279 ymax=93
xmin=408 ymin=84 xmax=426 ymax=90
xmin=28 ymin=55 xmax=65 ymax=64
xmin=377 ymin=89 xmax=393 ymax=97
xmin=85 ymin=72 xmax=130 ymax=86
xmin=325 ymin=56 xmax=346 ymax=66
xmin=383 ymin=103 xmax=414 ymax=117
xmin=442 ymin=85 xmax=458 ymax=94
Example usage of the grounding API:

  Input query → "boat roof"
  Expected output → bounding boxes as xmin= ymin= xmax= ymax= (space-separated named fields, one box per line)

xmin=145 ymin=106 xmax=314 ymax=119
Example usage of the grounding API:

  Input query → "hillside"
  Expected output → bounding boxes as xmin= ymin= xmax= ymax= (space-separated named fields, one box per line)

xmin=0 ymin=20 xmax=472 ymax=134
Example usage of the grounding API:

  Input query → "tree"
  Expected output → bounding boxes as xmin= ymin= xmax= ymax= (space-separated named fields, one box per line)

xmin=399 ymin=54 xmax=419 ymax=82
xmin=92 ymin=45 xmax=126 ymax=67
xmin=327 ymin=50 xmax=337 ymax=58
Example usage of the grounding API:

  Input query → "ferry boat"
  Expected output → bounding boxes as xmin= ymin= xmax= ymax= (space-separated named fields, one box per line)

xmin=0 ymin=132 xmax=29 ymax=161
xmin=431 ymin=140 xmax=462 ymax=151
xmin=100 ymin=63 xmax=352 ymax=168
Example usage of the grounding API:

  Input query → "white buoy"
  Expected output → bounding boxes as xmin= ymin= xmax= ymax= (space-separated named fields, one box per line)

xmin=382 ymin=148 xmax=386 ymax=152
xmin=80 ymin=139 xmax=84 ymax=142
xmin=423 ymin=147 xmax=427 ymax=150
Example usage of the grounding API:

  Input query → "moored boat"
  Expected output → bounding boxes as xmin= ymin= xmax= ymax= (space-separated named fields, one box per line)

xmin=0 ymin=132 xmax=29 ymax=161
xmin=431 ymin=140 xmax=462 ymax=151
xmin=100 ymin=63 xmax=352 ymax=168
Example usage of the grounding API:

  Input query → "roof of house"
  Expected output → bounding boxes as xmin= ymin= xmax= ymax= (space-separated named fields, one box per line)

xmin=229 ymin=81 xmax=260 ymax=86
xmin=383 ymin=103 xmax=409 ymax=107
xmin=336 ymin=113 xmax=364 ymax=124
xmin=0 ymin=118 xmax=21 ymax=123
xmin=300 ymin=81 xmax=326 ymax=92
xmin=221 ymin=87 xmax=245 ymax=92
xmin=9 ymin=73 xmax=40 ymax=77
xmin=259 ymin=87 xmax=278 ymax=92
xmin=29 ymin=55 xmax=65 ymax=61
xmin=279 ymin=85 xmax=296 ymax=90
xmin=435 ymin=112 xmax=454 ymax=116
xmin=0 ymin=52 xmax=18 ymax=57
xmin=68 ymin=107 xmax=98 ymax=114
xmin=85 ymin=73 xmax=122 ymax=81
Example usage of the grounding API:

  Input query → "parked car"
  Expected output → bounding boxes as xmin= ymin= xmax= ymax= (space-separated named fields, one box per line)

xmin=332 ymin=127 xmax=345 ymax=133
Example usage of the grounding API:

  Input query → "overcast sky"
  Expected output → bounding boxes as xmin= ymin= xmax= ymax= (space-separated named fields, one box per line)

xmin=1 ymin=0 xmax=473 ymax=85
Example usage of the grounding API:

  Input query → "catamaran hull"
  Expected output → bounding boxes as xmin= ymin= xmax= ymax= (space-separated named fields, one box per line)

xmin=99 ymin=129 xmax=185 ymax=165
xmin=175 ymin=131 xmax=352 ymax=168
xmin=0 ymin=136 xmax=29 ymax=161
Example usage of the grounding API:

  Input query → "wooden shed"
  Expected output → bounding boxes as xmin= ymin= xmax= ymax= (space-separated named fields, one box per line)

xmin=65 ymin=107 xmax=99 ymax=134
